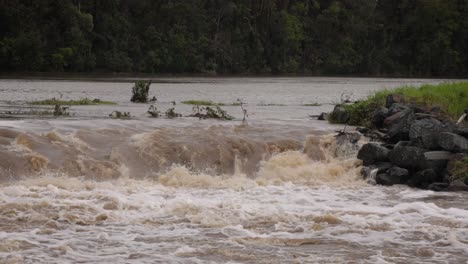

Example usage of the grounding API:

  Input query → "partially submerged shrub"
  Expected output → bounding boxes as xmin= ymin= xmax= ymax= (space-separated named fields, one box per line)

xmin=237 ymin=99 xmax=248 ymax=123
xmin=203 ymin=106 xmax=233 ymax=120
xmin=109 ymin=111 xmax=131 ymax=119
xmin=147 ymin=105 xmax=160 ymax=117
xmin=53 ymin=105 xmax=70 ymax=116
xmin=188 ymin=105 xmax=233 ymax=120
xmin=131 ymin=80 xmax=152 ymax=103
xmin=165 ymin=101 xmax=182 ymax=118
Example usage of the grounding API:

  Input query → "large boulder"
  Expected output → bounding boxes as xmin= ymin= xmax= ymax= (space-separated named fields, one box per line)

xmin=387 ymin=103 xmax=410 ymax=116
xmin=388 ymin=145 xmax=427 ymax=170
xmin=428 ymin=182 xmax=450 ymax=192
xmin=357 ymin=143 xmax=390 ymax=165
xmin=376 ymin=166 xmax=409 ymax=186
xmin=371 ymin=107 xmax=389 ymax=128
xmin=407 ymin=169 xmax=440 ymax=189
xmin=389 ymin=146 xmax=447 ymax=172
xmin=438 ymin=132 xmax=468 ymax=152
xmin=329 ymin=105 xmax=350 ymax=124
xmin=318 ymin=112 xmax=329 ymax=120
xmin=424 ymin=151 xmax=452 ymax=160
xmin=361 ymin=162 xmax=392 ymax=181
xmin=384 ymin=109 xmax=415 ymax=143
xmin=455 ymin=124 xmax=468 ymax=138
xmin=409 ymin=118 xmax=454 ymax=150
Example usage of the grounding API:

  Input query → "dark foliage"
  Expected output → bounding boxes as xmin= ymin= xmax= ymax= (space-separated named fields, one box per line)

xmin=1 ymin=0 xmax=467 ymax=77
xmin=131 ymin=80 xmax=151 ymax=103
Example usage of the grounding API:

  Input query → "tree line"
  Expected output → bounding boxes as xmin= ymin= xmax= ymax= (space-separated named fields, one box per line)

xmin=1 ymin=0 xmax=467 ymax=77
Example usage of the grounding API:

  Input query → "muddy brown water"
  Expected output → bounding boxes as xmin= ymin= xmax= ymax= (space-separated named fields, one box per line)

xmin=0 ymin=78 xmax=467 ymax=263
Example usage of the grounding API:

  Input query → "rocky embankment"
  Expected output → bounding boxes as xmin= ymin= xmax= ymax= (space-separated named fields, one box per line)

xmin=330 ymin=94 xmax=468 ymax=191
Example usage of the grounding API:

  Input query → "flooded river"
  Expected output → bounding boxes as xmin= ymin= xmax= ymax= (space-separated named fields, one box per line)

xmin=0 ymin=77 xmax=467 ymax=263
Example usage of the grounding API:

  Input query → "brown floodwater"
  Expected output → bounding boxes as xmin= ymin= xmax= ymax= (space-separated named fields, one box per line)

xmin=0 ymin=77 xmax=467 ymax=263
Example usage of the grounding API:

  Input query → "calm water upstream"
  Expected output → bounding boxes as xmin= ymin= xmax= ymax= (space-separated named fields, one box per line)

xmin=0 ymin=77 xmax=467 ymax=264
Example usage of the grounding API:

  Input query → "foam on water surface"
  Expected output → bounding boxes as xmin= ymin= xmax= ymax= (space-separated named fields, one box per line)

xmin=1 ymin=176 xmax=468 ymax=263
xmin=1 ymin=78 xmax=467 ymax=263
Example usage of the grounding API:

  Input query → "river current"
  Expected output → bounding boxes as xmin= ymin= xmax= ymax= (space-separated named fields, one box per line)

xmin=0 ymin=77 xmax=467 ymax=263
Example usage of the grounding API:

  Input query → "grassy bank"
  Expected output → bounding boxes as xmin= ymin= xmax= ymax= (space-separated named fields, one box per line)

xmin=30 ymin=98 xmax=117 ymax=106
xmin=331 ymin=82 xmax=468 ymax=126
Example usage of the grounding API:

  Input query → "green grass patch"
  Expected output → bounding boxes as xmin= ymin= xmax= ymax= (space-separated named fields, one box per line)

xmin=335 ymin=82 xmax=468 ymax=126
xmin=451 ymin=157 xmax=468 ymax=182
xmin=181 ymin=100 xmax=225 ymax=106
xmin=30 ymin=98 xmax=116 ymax=105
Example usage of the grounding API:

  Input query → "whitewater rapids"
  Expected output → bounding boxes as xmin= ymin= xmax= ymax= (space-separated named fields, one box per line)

xmin=0 ymin=122 xmax=467 ymax=263
xmin=1 ymin=78 xmax=467 ymax=263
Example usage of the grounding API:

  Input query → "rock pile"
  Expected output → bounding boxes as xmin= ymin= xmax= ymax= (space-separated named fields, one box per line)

xmin=351 ymin=94 xmax=468 ymax=191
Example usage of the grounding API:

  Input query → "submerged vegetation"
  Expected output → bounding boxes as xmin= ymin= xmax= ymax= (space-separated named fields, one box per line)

xmin=53 ymin=105 xmax=70 ymax=116
xmin=131 ymin=81 xmax=152 ymax=103
xmin=30 ymin=98 xmax=116 ymax=105
xmin=189 ymin=105 xmax=234 ymax=120
xmin=329 ymin=82 xmax=468 ymax=126
xmin=181 ymin=100 xmax=223 ymax=106
xmin=302 ymin=103 xmax=322 ymax=107
xmin=165 ymin=101 xmax=182 ymax=118
xmin=451 ymin=157 xmax=468 ymax=183
xmin=147 ymin=105 xmax=160 ymax=118
xmin=109 ymin=111 xmax=131 ymax=119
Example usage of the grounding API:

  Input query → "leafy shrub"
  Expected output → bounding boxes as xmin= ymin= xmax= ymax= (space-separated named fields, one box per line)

xmin=131 ymin=81 xmax=152 ymax=103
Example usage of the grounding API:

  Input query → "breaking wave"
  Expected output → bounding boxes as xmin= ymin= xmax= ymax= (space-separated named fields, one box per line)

xmin=0 ymin=124 xmax=362 ymax=188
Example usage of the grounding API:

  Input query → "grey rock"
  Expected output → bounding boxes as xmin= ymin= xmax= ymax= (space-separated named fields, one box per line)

xmin=455 ymin=124 xmax=468 ymax=138
xmin=445 ymin=179 xmax=468 ymax=191
xmin=407 ymin=169 xmax=440 ymax=189
xmin=357 ymin=143 xmax=390 ymax=165
xmin=388 ymin=146 xmax=428 ymax=170
xmin=424 ymin=151 xmax=452 ymax=160
xmin=373 ymin=162 xmax=393 ymax=173
xmin=361 ymin=162 xmax=393 ymax=181
xmin=388 ymin=103 xmax=410 ymax=116
xmin=438 ymin=132 xmax=468 ymax=152
xmin=330 ymin=105 xmax=350 ymax=124
xmin=428 ymin=182 xmax=450 ymax=192
xmin=387 ymin=166 xmax=409 ymax=178
xmin=371 ymin=107 xmax=389 ymax=128
xmin=447 ymin=185 xmax=468 ymax=192
xmin=394 ymin=141 xmax=411 ymax=148
xmin=385 ymin=109 xmax=415 ymax=143
xmin=409 ymin=118 xmax=454 ymax=150
xmin=318 ymin=112 xmax=329 ymax=121
xmin=376 ymin=174 xmax=400 ymax=186
xmin=376 ymin=166 xmax=409 ymax=186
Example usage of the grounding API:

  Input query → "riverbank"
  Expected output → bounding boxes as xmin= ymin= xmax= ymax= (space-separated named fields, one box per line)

xmin=2 ymin=72 xmax=468 ymax=83
xmin=327 ymin=82 xmax=468 ymax=191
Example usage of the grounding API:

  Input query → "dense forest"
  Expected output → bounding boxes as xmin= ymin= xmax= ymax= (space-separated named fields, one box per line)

xmin=1 ymin=0 xmax=467 ymax=77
